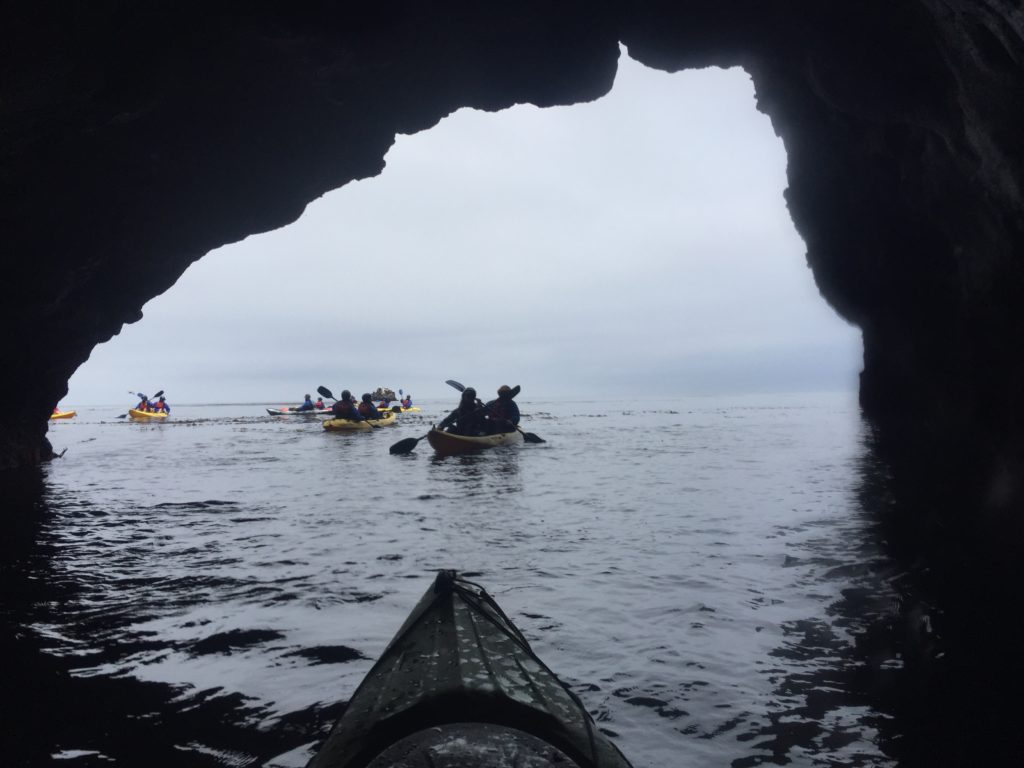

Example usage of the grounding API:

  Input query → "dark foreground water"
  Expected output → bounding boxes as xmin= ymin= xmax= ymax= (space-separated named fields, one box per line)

xmin=1 ymin=395 xmax=938 ymax=766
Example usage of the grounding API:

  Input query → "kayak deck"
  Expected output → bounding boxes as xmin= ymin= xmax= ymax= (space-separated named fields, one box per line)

xmin=426 ymin=427 xmax=524 ymax=455
xmin=50 ymin=410 xmax=76 ymax=420
xmin=308 ymin=571 xmax=633 ymax=768
xmin=323 ymin=411 xmax=397 ymax=431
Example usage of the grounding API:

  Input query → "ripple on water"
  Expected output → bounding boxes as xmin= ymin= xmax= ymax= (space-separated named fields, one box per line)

xmin=18 ymin=396 xmax=902 ymax=767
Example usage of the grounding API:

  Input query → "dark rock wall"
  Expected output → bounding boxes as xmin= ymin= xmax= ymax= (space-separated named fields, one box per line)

xmin=3 ymin=2 xmax=1023 ymax=546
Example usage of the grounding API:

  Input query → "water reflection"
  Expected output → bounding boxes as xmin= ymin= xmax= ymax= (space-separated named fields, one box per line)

xmin=428 ymin=448 xmax=523 ymax=497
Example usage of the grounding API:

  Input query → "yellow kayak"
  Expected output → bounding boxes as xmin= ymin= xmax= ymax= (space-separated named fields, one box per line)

xmin=129 ymin=409 xmax=168 ymax=421
xmin=323 ymin=411 xmax=397 ymax=431
xmin=50 ymin=410 xmax=76 ymax=420
xmin=377 ymin=406 xmax=421 ymax=413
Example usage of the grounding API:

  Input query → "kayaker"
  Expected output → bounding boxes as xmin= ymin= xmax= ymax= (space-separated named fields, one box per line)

xmin=314 ymin=397 xmax=325 ymax=409
xmin=401 ymin=394 xmax=413 ymax=408
xmin=484 ymin=384 xmax=520 ymax=434
xmin=358 ymin=393 xmax=382 ymax=419
xmin=297 ymin=394 xmax=315 ymax=412
xmin=438 ymin=387 xmax=485 ymax=435
xmin=378 ymin=397 xmax=391 ymax=410
xmin=135 ymin=393 xmax=150 ymax=412
xmin=331 ymin=390 xmax=363 ymax=421
xmin=151 ymin=395 xmax=170 ymax=414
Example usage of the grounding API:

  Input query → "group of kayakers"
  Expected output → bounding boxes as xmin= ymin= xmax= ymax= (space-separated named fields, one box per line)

xmin=133 ymin=392 xmax=170 ymax=414
xmin=438 ymin=385 xmax=520 ymax=436
xmin=291 ymin=391 xmax=413 ymax=416
xmin=326 ymin=390 xmax=410 ymax=421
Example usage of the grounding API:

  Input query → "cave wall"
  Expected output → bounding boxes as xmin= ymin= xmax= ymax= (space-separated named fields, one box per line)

xmin=3 ymin=2 xmax=1023 ymax=542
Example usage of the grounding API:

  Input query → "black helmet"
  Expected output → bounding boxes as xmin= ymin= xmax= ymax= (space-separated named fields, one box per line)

xmin=361 ymin=393 xmax=372 ymax=402
xmin=463 ymin=387 xmax=476 ymax=400
xmin=341 ymin=389 xmax=351 ymax=400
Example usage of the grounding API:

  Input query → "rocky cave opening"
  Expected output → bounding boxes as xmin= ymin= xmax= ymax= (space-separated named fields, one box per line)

xmin=3 ymin=3 xmax=1023 ymax=763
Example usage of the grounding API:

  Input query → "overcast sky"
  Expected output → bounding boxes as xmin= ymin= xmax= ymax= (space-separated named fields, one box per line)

xmin=67 ymin=51 xmax=862 ymax=406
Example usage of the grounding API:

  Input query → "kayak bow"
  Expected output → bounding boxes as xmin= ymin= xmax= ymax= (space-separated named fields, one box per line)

xmin=308 ymin=571 xmax=634 ymax=768
xmin=50 ymin=410 xmax=76 ymax=420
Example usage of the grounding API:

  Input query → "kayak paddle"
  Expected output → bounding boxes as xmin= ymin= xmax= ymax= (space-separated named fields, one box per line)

xmin=390 ymin=432 xmax=430 ymax=454
xmin=317 ymin=385 xmax=336 ymax=402
xmin=444 ymin=380 xmax=543 ymax=443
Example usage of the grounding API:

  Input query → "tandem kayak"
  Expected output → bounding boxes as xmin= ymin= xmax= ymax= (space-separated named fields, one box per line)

xmin=50 ymin=410 xmax=76 ymax=420
xmin=128 ymin=409 xmax=168 ymax=421
xmin=377 ymin=406 xmax=421 ymax=413
xmin=426 ymin=427 xmax=524 ymax=455
xmin=323 ymin=411 xmax=397 ymax=431
xmin=308 ymin=570 xmax=634 ymax=768
xmin=267 ymin=407 xmax=334 ymax=416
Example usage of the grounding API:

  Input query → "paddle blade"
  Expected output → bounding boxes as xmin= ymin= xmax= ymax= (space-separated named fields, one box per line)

xmin=391 ymin=405 xmax=402 ymax=413
xmin=522 ymin=431 xmax=545 ymax=444
xmin=445 ymin=379 xmax=466 ymax=392
xmin=116 ymin=413 xmax=127 ymax=419
xmin=389 ymin=436 xmax=422 ymax=455
xmin=152 ymin=390 xmax=164 ymax=399
xmin=317 ymin=385 xmax=334 ymax=400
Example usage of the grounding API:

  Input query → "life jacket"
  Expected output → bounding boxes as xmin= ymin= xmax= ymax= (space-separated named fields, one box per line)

xmin=402 ymin=397 xmax=412 ymax=408
xmin=314 ymin=399 xmax=324 ymax=408
xmin=137 ymin=400 xmax=149 ymax=411
xmin=358 ymin=401 xmax=375 ymax=416
xmin=335 ymin=400 xmax=359 ymax=419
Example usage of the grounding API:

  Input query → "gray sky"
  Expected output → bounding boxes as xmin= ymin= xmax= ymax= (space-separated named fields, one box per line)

xmin=67 ymin=51 xmax=862 ymax=405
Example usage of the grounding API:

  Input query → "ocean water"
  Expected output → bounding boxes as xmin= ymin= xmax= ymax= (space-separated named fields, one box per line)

xmin=8 ymin=393 xmax=909 ymax=767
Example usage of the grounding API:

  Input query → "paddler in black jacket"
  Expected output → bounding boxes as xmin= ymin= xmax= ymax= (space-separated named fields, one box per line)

xmin=438 ymin=387 xmax=485 ymax=435
xmin=484 ymin=385 xmax=520 ymax=434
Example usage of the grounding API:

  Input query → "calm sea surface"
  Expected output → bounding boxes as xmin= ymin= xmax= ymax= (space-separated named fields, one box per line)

xmin=12 ymin=393 xmax=908 ymax=767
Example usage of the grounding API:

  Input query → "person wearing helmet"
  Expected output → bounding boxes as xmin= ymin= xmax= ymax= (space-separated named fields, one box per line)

xmin=135 ymin=393 xmax=151 ymax=412
xmin=151 ymin=395 xmax=171 ymax=414
xmin=484 ymin=385 xmax=520 ymax=434
xmin=296 ymin=394 xmax=315 ymax=412
xmin=438 ymin=387 xmax=484 ymax=435
xmin=331 ymin=389 xmax=363 ymax=420
xmin=401 ymin=393 xmax=413 ymax=409
xmin=359 ymin=393 xmax=382 ymax=419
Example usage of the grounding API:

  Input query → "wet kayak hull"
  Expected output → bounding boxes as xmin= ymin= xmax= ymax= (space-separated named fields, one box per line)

xmin=426 ymin=428 xmax=524 ymax=455
xmin=50 ymin=411 xmax=76 ymax=420
xmin=267 ymin=407 xmax=333 ymax=416
xmin=128 ymin=409 xmax=167 ymax=421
